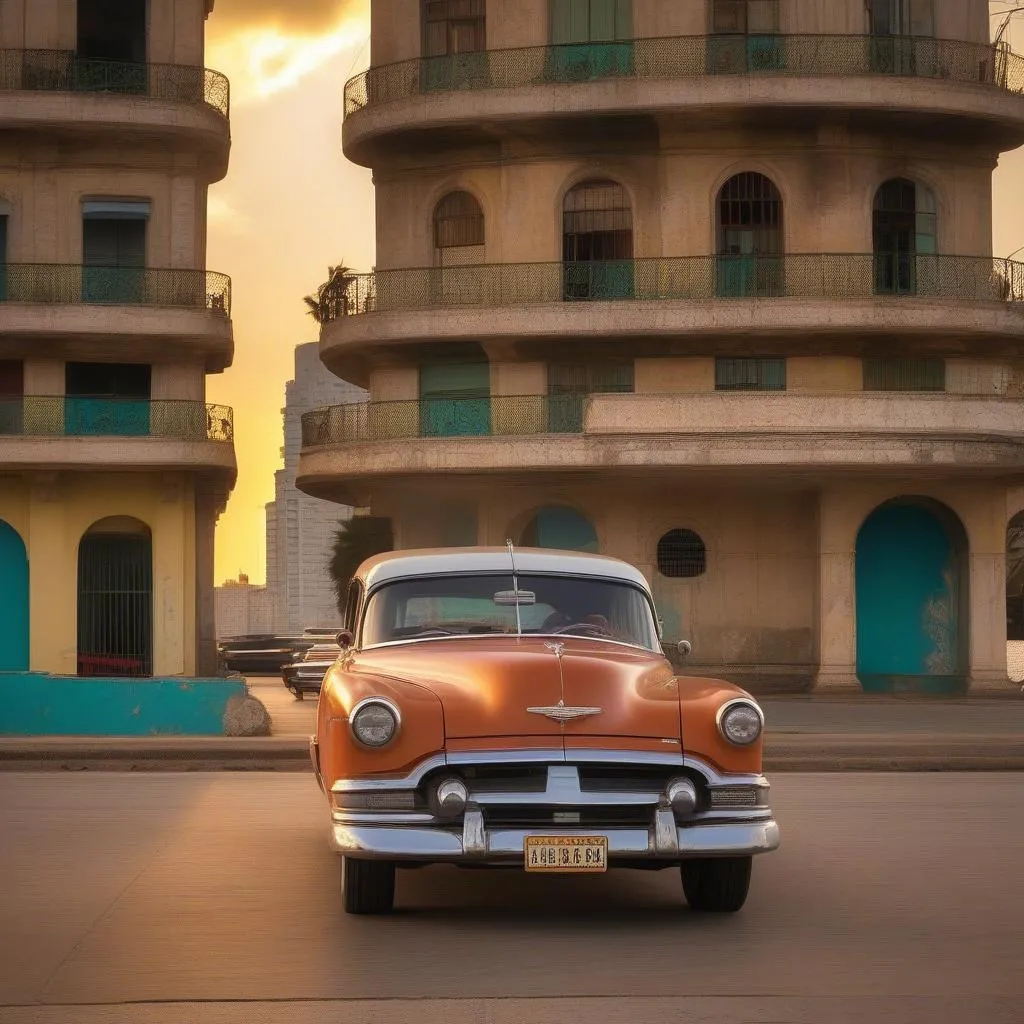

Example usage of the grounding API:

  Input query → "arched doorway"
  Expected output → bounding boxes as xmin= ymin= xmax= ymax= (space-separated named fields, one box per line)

xmin=855 ymin=498 xmax=967 ymax=694
xmin=77 ymin=516 xmax=152 ymax=677
xmin=519 ymin=506 xmax=598 ymax=552
xmin=562 ymin=178 xmax=634 ymax=300
xmin=873 ymin=177 xmax=937 ymax=296
xmin=715 ymin=171 xmax=783 ymax=297
xmin=0 ymin=519 xmax=29 ymax=671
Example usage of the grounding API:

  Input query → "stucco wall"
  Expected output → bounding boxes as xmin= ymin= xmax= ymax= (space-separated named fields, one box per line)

xmin=0 ymin=165 xmax=207 ymax=267
xmin=0 ymin=472 xmax=199 ymax=677
xmin=372 ymin=142 xmax=994 ymax=269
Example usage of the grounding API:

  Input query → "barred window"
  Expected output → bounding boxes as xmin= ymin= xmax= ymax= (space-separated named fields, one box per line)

xmin=715 ymin=357 xmax=786 ymax=391
xmin=717 ymin=172 xmax=783 ymax=256
xmin=863 ymin=358 xmax=945 ymax=392
xmin=657 ymin=530 xmax=707 ymax=579
xmin=563 ymin=179 xmax=633 ymax=261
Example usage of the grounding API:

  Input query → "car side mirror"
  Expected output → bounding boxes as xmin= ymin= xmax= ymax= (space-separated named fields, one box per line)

xmin=336 ymin=629 xmax=354 ymax=649
xmin=676 ymin=639 xmax=692 ymax=658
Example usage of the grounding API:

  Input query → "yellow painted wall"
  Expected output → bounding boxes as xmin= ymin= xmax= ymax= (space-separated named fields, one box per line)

xmin=0 ymin=472 xmax=197 ymax=676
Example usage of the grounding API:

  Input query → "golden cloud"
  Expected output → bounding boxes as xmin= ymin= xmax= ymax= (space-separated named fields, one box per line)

xmin=207 ymin=0 xmax=369 ymax=104
xmin=210 ymin=0 xmax=364 ymax=34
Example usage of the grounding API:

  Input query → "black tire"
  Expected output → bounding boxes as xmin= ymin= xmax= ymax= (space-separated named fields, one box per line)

xmin=342 ymin=857 xmax=396 ymax=915
xmin=681 ymin=856 xmax=752 ymax=913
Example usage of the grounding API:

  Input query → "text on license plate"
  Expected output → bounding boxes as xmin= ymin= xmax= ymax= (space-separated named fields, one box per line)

xmin=524 ymin=835 xmax=608 ymax=873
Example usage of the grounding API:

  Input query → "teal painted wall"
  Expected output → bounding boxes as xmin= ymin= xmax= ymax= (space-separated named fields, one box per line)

xmin=0 ymin=520 xmax=29 ymax=672
xmin=855 ymin=503 xmax=964 ymax=694
xmin=0 ymin=674 xmax=248 ymax=736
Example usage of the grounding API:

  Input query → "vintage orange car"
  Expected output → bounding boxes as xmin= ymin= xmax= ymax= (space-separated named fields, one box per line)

xmin=310 ymin=545 xmax=780 ymax=914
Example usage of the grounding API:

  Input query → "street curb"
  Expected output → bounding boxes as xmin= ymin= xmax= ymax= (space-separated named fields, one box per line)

xmin=2 ymin=734 xmax=1023 ymax=772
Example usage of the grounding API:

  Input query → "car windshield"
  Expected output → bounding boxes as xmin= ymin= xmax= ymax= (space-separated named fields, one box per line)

xmin=361 ymin=573 xmax=660 ymax=651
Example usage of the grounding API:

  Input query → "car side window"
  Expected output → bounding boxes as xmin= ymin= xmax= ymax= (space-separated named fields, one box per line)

xmin=343 ymin=580 xmax=362 ymax=636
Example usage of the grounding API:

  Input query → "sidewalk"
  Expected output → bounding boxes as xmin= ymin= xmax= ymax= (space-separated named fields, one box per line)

xmin=1 ymin=678 xmax=1022 ymax=773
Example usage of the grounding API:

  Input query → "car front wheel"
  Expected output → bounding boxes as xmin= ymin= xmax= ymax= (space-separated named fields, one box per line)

xmin=680 ymin=856 xmax=752 ymax=913
xmin=342 ymin=857 xmax=396 ymax=914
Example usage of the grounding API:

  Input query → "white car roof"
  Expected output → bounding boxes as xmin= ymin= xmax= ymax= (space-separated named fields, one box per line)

xmin=356 ymin=546 xmax=651 ymax=592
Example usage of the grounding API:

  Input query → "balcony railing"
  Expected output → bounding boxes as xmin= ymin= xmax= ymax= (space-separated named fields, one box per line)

xmin=344 ymin=34 xmax=1024 ymax=115
xmin=0 ymin=398 xmax=233 ymax=441
xmin=0 ymin=50 xmax=229 ymax=116
xmin=0 ymin=264 xmax=231 ymax=315
xmin=321 ymin=254 xmax=1024 ymax=321
xmin=302 ymin=394 xmax=590 ymax=447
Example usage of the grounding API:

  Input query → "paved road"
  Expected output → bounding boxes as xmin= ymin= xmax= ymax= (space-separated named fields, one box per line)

xmin=1 ymin=773 xmax=1022 ymax=1023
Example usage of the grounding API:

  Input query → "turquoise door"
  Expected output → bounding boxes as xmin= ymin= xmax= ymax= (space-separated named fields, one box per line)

xmin=856 ymin=503 xmax=964 ymax=694
xmin=419 ymin=363 xmax=491 ymax=437
xmin=0 ymin=520 xmax=29 ymax=671
xmin=523 ymin=506 xmax=598 ymax=552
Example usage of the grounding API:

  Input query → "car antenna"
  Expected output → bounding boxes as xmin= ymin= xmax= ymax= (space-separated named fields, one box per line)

xmin=506 ymin=538 xmax=522 ymax=636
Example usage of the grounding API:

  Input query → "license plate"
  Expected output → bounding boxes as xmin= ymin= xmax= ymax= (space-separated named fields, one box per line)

xmin=524 ymin=835 xmax=608 ymax=873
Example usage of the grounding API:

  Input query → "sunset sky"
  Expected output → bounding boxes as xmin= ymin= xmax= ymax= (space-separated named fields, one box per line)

xmin=205 ymin=0 xmax=1024 ymax=585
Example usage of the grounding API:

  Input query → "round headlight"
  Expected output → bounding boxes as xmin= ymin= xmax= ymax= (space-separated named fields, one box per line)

xmin=350 ymin=699 xmax=399 ymax=748
xmin=718 ymin=700 xmax=763 ymax=746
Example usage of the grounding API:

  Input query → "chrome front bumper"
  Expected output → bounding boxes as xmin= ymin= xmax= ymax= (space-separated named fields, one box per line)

xmin=314 ymin=744 xmax=780 ymax=865
xmin=330 ymin=815 xmax=779 ymax=863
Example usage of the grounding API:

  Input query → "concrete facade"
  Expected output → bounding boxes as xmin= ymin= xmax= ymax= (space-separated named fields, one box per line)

xmin=0 ymin=0 xmax=233 ymax=679
xmin=299 ymin=0 xmax=1024 ymax=694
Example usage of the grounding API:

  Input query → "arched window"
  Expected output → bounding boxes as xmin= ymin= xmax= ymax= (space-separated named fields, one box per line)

xmin=519 ymin=506 xmax=598 ymax=552
xmin=77 ymin=516 xmax=153 ymax=677
xmin=562 ymin=179 xmax=634 ymax=300
xmin=656 ymin=529 xmax=707 ymax=578
xmin=715 ymin=172 xmax=783 ymax=297
xmin=433 ymin=191 xmax=485 ymax=266
xmin=873 ymin=178 xmax=937 ymax=295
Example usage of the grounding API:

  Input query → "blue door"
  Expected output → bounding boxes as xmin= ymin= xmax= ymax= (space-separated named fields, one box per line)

xmin=0 ymin=520 xmax=29 ymax=671
xmin=856 ymin=502 xmax=964 ymax=694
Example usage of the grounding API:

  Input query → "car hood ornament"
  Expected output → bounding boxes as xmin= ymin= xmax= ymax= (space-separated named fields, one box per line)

xmin=527 ymin=700 xmax=602 ymax=723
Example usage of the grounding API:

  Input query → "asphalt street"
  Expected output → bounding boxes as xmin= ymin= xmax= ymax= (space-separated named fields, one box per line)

xmin=1 ymin=772 xmax=1022 ymax=1023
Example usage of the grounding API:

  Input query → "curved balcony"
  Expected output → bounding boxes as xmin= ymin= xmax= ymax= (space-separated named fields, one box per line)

xmin=319 ymin=254 xmax=1024 ymax=385
xmin=297 ymin=391 xmax=1024 ymax=504
xmin=0 ymin=398 xmax=236 ymax=479
xmin=0 ymin=51 xmax=230 ymax=178
xmin=343 ymin=35 xmax=1024 ymax=164
xmin=0 ymin=265 xmax=233 ymax=373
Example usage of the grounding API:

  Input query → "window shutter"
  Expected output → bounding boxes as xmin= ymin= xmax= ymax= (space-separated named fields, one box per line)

xmin=419 ymin=362 xmax=490 ymax=398
xmin=83 ymin=219 xmax=119 ymax=266
xmin=614 ymin=0 xmax=632 ymax=39
xmin=908 ymin=0 xmax=933 ymax=36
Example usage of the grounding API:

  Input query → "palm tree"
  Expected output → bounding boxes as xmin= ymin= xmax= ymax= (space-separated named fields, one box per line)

xmin=329 ymin=516 xmax=394 ymax=613
xmin=304 ymin=263 xmax=355 ymax=323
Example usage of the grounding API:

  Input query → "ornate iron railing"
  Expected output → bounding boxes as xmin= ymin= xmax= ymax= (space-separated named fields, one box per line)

xmin=0 ymin=398 xmax=233 ymax=441
xmin=0 ymin=50 xmax=229 ymax=116
xmin=0 ymin=264 xmax=231 ymax=314
xmin=320 ymin=254 xmax=1024 ymax=321
xmin=344 ymin=34 xmax=1024 ymax=115
xmin=302 ymin=394 xmax=590 ymax=447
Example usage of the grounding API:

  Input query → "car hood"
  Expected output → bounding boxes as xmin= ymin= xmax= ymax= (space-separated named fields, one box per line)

xmin=350 ymin=636 xmax=680 ymax=742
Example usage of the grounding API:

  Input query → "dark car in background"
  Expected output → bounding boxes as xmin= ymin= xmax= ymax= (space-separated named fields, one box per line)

xmin=282 ymin=630 xmax=342 ymax=699
xmin=218 ymin=634 xmax=312 ymax=675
